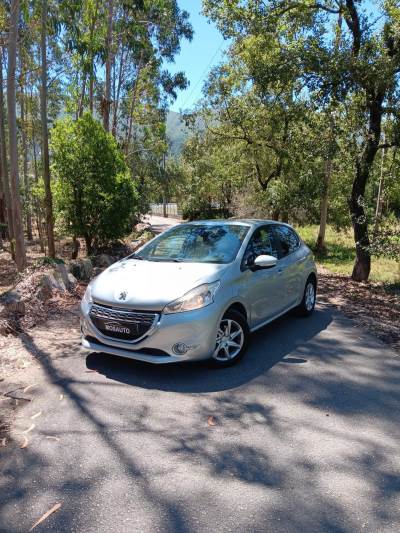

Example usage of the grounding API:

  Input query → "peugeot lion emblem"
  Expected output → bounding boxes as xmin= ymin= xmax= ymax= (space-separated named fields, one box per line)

xmin=119 ymin=290 xmax=127 ymax=301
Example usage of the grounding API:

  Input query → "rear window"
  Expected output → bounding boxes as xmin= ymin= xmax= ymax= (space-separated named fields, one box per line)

xmin=274 ymin=225 xmax=300 ymax=258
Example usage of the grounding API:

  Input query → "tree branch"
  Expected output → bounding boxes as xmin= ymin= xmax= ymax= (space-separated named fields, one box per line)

xmin=277 ymin=2 xmax=341 ymax=16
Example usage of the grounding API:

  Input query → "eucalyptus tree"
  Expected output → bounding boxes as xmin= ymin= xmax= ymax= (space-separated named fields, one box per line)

xmin=0 ymin=48 xmax=15 ymax=257
xmin=204 ymin=0 xmax=400 ymax=281
xmin=40 ymin=0 xmax=56 ymax=257
xmin=7 ymin=0 xmax=26 ymax=271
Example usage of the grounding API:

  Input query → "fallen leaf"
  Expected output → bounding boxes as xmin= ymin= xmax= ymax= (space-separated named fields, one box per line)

xmin=20 ymin=436 xmax=29 ymax=449
xmin=45 ymin=436 xmax=60 ymax=442
xmin=29 ymin=503 xmax=62 ymax=531
xmin=207 ymin=416 xmax=217 ymax=427
xmin=23 ymin=384 xmax=37 ymax=393
xmin=23 ymin=424 xmax=35 ymax=434
xmin=31 ymin=411 xmax=42 ymax=420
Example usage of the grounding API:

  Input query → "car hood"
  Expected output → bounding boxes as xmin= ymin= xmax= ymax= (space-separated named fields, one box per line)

xmin=90 ymin=259 xmax=229 ymax=311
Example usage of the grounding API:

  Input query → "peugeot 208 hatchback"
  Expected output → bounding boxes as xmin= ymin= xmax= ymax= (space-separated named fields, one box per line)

xmin=81 ymin=220 xmax=317 ymax=367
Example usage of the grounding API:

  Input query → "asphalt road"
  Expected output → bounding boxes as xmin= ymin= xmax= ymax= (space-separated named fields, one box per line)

xmin=1 ymin=300 xmax=400 ymax=533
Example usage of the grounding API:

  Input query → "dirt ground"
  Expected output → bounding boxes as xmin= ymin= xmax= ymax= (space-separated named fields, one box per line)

xmin=317 ymin=266 xmax=400 ymax=353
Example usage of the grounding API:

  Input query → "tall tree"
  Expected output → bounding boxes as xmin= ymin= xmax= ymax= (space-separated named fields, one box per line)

xmin=19 ymin=49 xmax=33 ymax=241
xmin=40 ymin=0 xmax=56 ymax=258
xmin=7 ymin=0 xmax=26 ymax=270
xmin=204 ymin=0 xmax=400 ymax=281
xmin=0 ymin=49 xmax=15 ymax=257
xmin=103 ymin=0 xmax=113 ymax=131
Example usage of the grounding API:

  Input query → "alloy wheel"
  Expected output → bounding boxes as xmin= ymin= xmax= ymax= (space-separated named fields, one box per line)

xmin=305 ymin=282 xmax=315 ymax=311
xmin=213 ymin=318 xmax=244 ymax=362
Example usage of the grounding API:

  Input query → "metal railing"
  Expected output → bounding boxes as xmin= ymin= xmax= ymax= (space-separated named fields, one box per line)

xmin=149 ymin=203 xmax=181 ymax=218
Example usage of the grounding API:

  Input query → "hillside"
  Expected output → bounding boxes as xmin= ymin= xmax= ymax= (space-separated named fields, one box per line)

xmin=166 ymin=110 xmax=190 ymax=155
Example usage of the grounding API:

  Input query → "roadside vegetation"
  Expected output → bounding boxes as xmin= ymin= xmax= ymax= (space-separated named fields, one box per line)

xmin=0 ymin=1 xmax=399 ymax=350
xmin=298 ymin=226 xmax=400 ymax=286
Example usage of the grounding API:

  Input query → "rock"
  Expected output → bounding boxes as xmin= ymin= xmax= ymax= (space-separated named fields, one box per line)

xmin=0 ymin=318 xmax=11 ymax=336
xmin=131 ymin=239 xmax=145 ymax=252
xmin=81 ymin=258 xmax=93 ymax=280
xmin=1 ymin=290 xmax=25 ymax=315
xmin=39 ymin=273 xmax=63 ymax=300
xmin=94 ymin=254 xmax=116 ymax=268
xmin=92 ymin=267 xmax=104 ymax=278
xmin=135 ymin=222 xmax=151 ymax=233
xmin=68 ymin=258 xmax=93 ymax=280
xmin=67 ymin=273 xmax=78 ymax=288
xmin=52 ymin=271 xmax=67 ymax=291
xmin=55 ymin=263 xmax=70 ymax=289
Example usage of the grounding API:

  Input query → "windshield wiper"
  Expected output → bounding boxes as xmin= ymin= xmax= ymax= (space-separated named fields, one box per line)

xmin=144 ymin=257 xmax=183 ymax=263
xmin=128 ymin=255 xmax=144 ymax=260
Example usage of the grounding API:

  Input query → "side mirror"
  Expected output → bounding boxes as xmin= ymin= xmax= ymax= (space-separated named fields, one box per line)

xmin=253 ymin=254 xmax=277 ymax=269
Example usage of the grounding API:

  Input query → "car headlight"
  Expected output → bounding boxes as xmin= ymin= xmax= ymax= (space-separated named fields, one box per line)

xmin=163 ymin=281 xmax=220 ymax=314
xmin=83 ymin=284 xmax=93 ymax=304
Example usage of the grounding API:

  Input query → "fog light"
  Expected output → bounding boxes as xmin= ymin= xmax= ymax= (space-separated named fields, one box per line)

xmin=172 ymin=343 xmax=188 ymax=355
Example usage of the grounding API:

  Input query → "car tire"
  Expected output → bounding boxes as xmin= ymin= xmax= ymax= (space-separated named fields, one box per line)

xmin=297 ymin=276 xmax=317 ymax=317
xmin=210 ymin=309 xmax=249 ymax=368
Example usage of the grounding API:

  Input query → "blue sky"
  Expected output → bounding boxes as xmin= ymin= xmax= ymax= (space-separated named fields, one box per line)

xmin=168 ymin=0 xmax=228 ymax=112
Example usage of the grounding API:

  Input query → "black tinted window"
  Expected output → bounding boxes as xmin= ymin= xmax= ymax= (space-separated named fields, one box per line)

xmin=274 ymin=226 xmax=300 ymax=258
xmin=243 ymin=226 xmax=278 ymax=267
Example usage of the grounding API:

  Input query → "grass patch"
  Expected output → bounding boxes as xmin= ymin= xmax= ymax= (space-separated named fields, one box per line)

xmin=298 ymin=225 xmax=400 ymax=285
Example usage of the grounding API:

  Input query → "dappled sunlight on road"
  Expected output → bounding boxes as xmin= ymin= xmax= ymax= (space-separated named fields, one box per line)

xmin=1 ymin=302 xmax=400 ymax=532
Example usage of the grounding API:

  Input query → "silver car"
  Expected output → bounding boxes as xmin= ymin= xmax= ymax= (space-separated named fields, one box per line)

xmin=81 ymin=220 xmax=317 ymax=367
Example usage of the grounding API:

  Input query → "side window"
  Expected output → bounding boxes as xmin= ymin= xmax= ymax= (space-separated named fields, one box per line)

xmin=242 ymin=226 xmax=278 ymax=268
xmin=273 ymin=225 xmax=300 ymax=259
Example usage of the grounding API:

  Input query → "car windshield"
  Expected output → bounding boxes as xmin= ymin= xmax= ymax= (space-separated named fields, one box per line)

xmin=133 ymin=223 xmax=250 ymax=264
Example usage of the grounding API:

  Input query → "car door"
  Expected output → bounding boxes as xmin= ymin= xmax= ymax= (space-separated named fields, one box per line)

xmin=272 ymin=225 xmax=303 ymax=308
xmin=239 ymin=225 xmax=286 ymax=328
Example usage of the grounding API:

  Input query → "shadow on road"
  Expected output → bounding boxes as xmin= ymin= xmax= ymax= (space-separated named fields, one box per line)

xmin=85 ymin=306 xmax=333 ymax=393
xmin=3 ymin=302 xmax=400 ymax=532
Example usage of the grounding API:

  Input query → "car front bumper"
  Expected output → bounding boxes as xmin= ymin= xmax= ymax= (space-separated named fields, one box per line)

xmin=80 ymin=301 xmax=221 ymax=364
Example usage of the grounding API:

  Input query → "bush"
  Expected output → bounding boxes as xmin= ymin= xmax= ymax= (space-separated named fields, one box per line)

xmin=51 ymin=113 xmax=138 ymax=254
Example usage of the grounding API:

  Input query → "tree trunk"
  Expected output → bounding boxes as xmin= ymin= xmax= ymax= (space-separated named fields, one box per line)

xmin=71 ymin=235 xmax=80 ymax=259
xmin=7 ymin=0 xmax=26 ymax=271
xmin=88 ymin=0 xmax=100 ymax=116
xmin=89 ymin=63 xmax=94 ymax=114
xmin=374 ymin=139 xmax=386 ymax=229
xmin=0 ymin=49 xmax=15 ymax=258
xmin=112 ymin=45 xmax=125 ymax=137
xmin=20 ymin=81 xmax=33 ymax=240
xmin=40 ymin=0 xmax=56 ymax=258
xmin=126 ymin=55 xmax=144 ymax=152
xmin=84 ymin=234 xmax=92 ymax=256
xmin=77 ymin=71 xmax=87 ymax=119
xmin=316 ymin=158 xmax=332 ymax=254
xmin=348 ymin=93 xmax=384 ymax=282
xmin=0 ymin=176 xmax=4 ymax=246
xmin=103 ymin=0 xmax=114 ymax=132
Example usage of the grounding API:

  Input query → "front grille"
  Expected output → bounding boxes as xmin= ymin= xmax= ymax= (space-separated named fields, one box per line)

xmin=85 ymin=336 xmax=169 ymax=356
xmin=89 ymin=303 xmax=158 ymax=342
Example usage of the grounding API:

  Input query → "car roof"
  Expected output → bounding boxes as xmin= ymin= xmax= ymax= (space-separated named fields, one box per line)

xmin=181 ymin=219 xmax=293 ymax=229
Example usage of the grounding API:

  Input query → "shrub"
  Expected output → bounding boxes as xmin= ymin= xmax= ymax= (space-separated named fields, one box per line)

xmin=51 ymin=113 xmax=138 ymax=254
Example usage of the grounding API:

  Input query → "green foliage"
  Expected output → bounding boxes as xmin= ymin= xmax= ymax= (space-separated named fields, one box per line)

xmin=51 ymin=113 xmax=138 ymax=253
xmin=37 ymin=256 xmax=65 ymax=266
xmin=299 ymin=225 xmax=400 ymax=285
xmin=370 ymin=219 xmax=400 ymax=261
